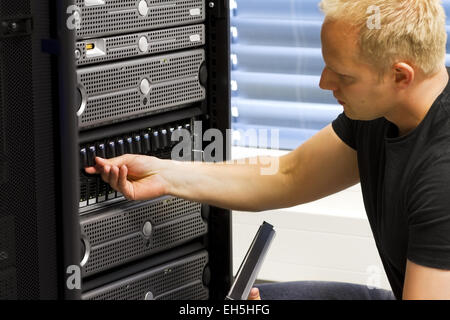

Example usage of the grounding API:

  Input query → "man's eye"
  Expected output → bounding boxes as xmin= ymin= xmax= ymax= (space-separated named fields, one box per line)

xmin=339 ymin=74 xmax=353 ymax=82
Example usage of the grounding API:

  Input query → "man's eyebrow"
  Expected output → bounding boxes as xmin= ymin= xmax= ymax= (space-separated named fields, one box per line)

xmin=322 ymin=54 xmax=351 ymax=75
xmin=327 ymin=65 xmax=352 ymax=77
xmin=326 ymin=65 xmax=344 ymax=74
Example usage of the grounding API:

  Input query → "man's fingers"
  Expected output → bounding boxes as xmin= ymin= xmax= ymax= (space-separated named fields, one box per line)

xmin=84 ymin=157 xmax=136 ymax=199
xmin=84 ymin=155 xmax=130 ymax=173
xmin=108 ymin=165 xmax=120 ymax=191
xmin=96 ymin=155 xmax=134 ymax=169
xmin=84 ymin=166 xmax=98 ymax=175
xmin=83 ymin=157 xmax=108 ymax=174
xmin=118 ymin=165 xmax=134 ymax=199
xmin=93 ymin=156 xmax=108 ymax=167
xmin=100 ymin=165 xmax=111 ymax=184
xmin=248 ymin=288 xmax=261 ymax=300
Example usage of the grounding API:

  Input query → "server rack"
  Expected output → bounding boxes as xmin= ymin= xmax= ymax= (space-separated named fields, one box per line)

xmin=0 ymin=0 xmax=231 ymax=300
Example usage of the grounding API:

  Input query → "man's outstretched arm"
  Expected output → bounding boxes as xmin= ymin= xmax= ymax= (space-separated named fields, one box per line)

xmin=403 ymin=260 xmax=450 ymax=299
xmin=85 ymin=124 xmax=359 ymax=212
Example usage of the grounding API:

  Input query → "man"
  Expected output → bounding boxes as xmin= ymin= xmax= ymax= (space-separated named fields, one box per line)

xmin=85 ymin=0 xmax=450 ymax=299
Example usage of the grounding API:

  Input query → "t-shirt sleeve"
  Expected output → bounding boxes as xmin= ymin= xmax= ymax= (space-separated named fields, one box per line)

xmin=331 ymin=112 xmax=357 ymax=150
xmin=406 ymin=153 xmax=450 ymax=269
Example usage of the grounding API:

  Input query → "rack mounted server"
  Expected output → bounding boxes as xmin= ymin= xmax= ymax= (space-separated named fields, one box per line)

xmin=0 ymin=0 xmax=231 ymax=300
xmin=74 ymin=0 xmax=231 ymax=300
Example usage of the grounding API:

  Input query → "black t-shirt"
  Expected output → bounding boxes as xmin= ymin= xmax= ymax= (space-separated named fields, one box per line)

xmin=332 ymin=68 xmax=450 ymax=300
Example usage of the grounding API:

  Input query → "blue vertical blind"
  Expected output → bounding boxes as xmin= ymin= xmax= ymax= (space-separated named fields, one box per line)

xmin=230 ymin=0 xmax=450 ymax=150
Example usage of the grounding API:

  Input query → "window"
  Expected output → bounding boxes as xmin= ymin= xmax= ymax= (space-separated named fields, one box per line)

xmin=230 ymin=0 xmax=450 ymax=150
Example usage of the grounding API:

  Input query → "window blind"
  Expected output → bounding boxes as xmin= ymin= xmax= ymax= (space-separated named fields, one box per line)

xmin=230 ymin=0 xmax=450 ymax=150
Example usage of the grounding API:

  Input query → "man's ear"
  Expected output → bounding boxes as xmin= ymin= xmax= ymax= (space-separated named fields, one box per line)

xmin=393 ymin=62 xmax=414 ymax=88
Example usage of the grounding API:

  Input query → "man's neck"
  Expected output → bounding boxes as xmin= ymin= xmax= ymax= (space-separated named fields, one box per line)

xmin=386 ymin=66 xmax=449 ymax=137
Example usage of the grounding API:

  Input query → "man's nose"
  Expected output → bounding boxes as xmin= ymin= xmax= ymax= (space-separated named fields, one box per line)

xmin=319 ymin=68 xmax=338 ymax=91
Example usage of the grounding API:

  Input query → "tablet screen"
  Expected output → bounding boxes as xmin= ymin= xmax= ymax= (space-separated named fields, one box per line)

xmin=226 ymin=221 xmax=275 ymax=300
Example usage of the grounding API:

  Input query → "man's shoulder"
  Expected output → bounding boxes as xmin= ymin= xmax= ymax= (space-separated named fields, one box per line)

xmin=406 ymin=149 xmax=450 ymax=214
xmin=410 ymin=148 xmax=450 ymax=186
xmin=332 ymin=112 xmax=387 ymax=151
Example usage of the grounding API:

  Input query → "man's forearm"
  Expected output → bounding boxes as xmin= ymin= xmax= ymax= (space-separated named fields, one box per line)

xmin=158 ymin=156 xmax=292 ymax=212
xmin=86 ymin=125 xmax=357 ymax=209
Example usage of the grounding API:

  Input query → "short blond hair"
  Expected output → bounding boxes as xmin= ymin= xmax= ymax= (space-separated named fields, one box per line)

xmin=319 ymin=0 xmax=447 ymax=76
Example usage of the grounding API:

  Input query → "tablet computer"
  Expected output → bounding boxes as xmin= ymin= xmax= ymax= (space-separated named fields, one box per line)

xmin=226 ymin=221 xmax=275 ymax=300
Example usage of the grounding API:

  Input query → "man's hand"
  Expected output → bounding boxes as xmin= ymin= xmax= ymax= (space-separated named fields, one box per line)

xmin=82 ymin=124 xmax=358 ymax=212
xmin=247 ymin=288 xmax=261 ymax=300
xmin=84 ymin=155 xmax=168 ymax=201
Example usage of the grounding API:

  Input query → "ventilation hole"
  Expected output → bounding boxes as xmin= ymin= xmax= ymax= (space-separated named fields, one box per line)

xmin=85 ymin=252 xmax=208 ymax=300
xmin=78 ymin=50 xmax=205 ymax=129
xmin=76 ymin=0 xmax=204 ymax=40
xmin=81 ymin=198 xmax=206 ymax=275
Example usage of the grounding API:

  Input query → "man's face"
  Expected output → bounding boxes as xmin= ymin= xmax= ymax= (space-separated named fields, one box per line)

xmin=319 ymin=19 xmax=396 ymax=121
